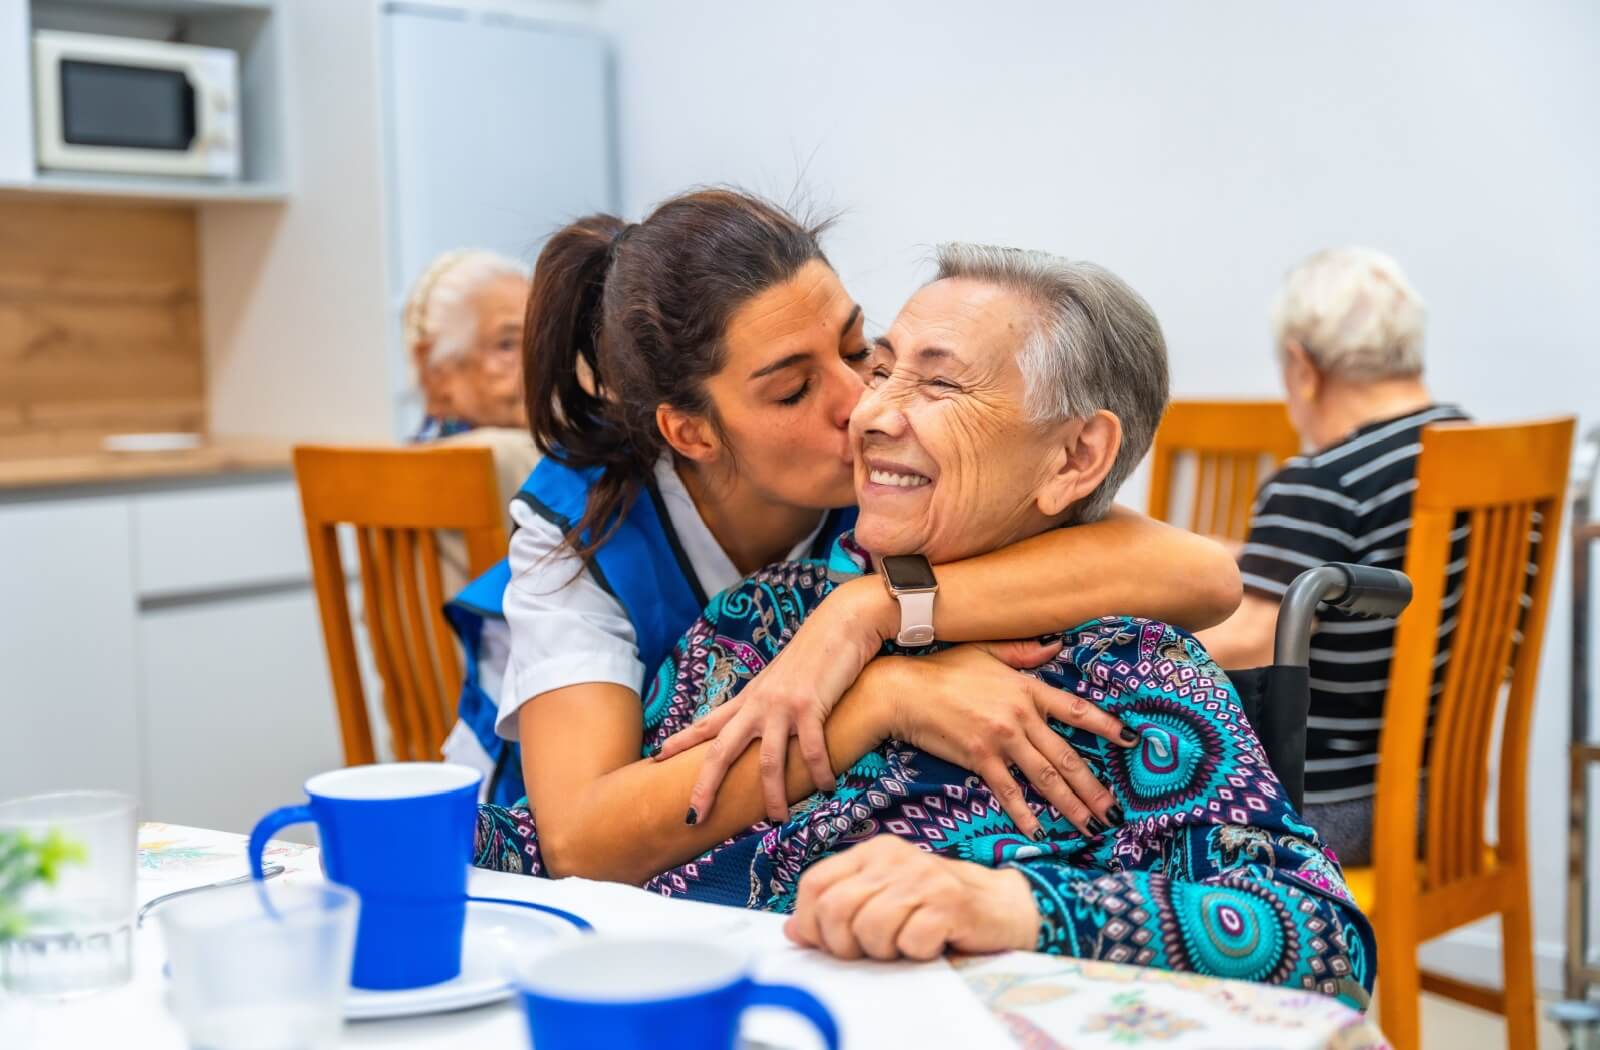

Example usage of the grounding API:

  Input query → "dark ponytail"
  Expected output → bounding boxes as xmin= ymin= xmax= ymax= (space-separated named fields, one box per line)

xmin=524 ymin=189 xmax=832 ymax=563
xmin=524 ymin=213 xmax=627 ymax=471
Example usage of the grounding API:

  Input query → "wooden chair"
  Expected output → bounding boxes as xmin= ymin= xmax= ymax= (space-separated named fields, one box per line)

xmin=294 ymin=445 xmax=509 ymax=767
xmin=1146 ymin=400 xmax=1303 ymax=542
xmin=1336 ymin=418 xmax=1575 ymax=1049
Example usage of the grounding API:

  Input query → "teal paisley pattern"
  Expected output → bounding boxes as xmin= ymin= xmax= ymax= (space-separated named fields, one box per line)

xmin=473 ymin=535 xmax=1375 ymax=1009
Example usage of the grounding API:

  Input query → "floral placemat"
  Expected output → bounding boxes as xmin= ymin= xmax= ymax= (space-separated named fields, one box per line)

xmin=952 ymin=951 xmax=1389 ymax=1049
xmin=136 ymin=823 xmax=319 ymax=906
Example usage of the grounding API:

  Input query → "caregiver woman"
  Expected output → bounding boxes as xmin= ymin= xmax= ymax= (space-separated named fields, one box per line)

xmin=447 ymin=189 xmax=1240 ymax=854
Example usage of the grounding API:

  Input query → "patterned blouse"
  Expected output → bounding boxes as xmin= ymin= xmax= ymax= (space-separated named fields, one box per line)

xmin=475 ymin=534 xmax=1376 ymax=1010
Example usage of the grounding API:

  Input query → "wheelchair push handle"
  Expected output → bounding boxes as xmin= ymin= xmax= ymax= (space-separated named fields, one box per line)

xmin=1325 ymin=563 xmax=1414 ymax=618
xmin=1274 ymin=563 xmax=1413 ymax=668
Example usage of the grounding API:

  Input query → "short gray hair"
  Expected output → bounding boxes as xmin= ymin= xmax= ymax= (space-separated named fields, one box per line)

xmin=1271 ymin=247 xmax=1425 ymax=380
xmin=402 ymin=249 xmax=531 ymax=371
xmin=933 ymin=243 xmax=1170 ymax=523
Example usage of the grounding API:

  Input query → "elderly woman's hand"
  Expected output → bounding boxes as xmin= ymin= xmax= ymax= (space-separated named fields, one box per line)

xmin=880 ymin=640 xmax=1135 ymax=839
xmin=655 ymin=575 xmax=896 ymax=824
xmin=784 ymin=837 xmax=1038 ymax=961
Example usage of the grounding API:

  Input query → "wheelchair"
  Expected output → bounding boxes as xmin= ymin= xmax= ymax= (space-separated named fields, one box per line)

xmin=1230 ymin=562 xmax=1414 ymax=811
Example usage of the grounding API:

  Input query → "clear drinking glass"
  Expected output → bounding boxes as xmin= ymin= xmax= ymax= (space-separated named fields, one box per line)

xmin=0 ymin=790 xmax=137 ymax=997
xmin=159 ymin=881 xmax=359 ymax=1050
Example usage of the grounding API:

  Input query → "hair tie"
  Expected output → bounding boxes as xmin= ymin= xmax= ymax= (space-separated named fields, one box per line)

xmin=605 ymin=222 xmax=637 ymax=268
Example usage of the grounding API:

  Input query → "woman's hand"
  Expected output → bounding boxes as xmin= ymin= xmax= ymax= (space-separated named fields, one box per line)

xmin=784 ymin=837 xmax=1039 ymax=961
xmin=655 ymin=576 xmax=895 ymax=824
xmin=884 ymin=640 xmax=1137 ymax=839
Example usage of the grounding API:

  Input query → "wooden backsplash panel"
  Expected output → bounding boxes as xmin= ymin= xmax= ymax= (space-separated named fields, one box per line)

xmin=0 ymin=199 xmax=204 ymax=454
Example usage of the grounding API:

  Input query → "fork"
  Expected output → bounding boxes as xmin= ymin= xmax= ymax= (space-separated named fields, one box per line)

xmin=136 ymin=864 xmax=286 ymax=926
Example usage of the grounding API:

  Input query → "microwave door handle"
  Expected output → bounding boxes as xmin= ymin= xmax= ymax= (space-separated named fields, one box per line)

xmin=181 ymin=71 xmax=200 ymax=150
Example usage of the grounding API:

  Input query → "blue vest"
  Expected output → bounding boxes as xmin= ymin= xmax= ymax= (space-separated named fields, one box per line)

xmin=446 ymin=457 xmax=857 ymax=806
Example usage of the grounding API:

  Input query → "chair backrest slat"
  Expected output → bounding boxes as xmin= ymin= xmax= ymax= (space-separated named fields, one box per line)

xmin=355 ymin=525 xmax=414 ymax=761
xmin=418 ymin=527 xmax=464 ymax=712
xmin=1147 ymin=400 xmax=1301 ymax=542
xmin=1377 ymin=419 xmax=1573 ymax=895
xmin=1229 ymin=454 xmax=1258 ymax=539
xmin=395 ymin=527 xmax=449 ymax=753
xmin=295 ymin=445 xmax=511 ymax=766
xmin=304 ymin=521 xmax=374 ymax=766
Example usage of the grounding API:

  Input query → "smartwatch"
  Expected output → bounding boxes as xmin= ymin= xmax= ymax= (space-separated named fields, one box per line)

xmin=878 ymin=554 xmax=939 ymax=646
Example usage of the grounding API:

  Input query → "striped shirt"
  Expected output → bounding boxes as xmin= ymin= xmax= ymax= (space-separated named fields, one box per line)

xmin=1238 ymin=404 xmax=1472 ymax=804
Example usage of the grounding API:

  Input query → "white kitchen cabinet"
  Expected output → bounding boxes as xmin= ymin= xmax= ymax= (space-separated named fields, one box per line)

xmin=137 ymin=587 xmax=340 ymax=836
xmin=0 ymin=494 xmax=143 ymax=800
xmin=132 ymin=478 xmax=311 ymax=598
xmin=2 ymin=473 xmax=345 ymax=838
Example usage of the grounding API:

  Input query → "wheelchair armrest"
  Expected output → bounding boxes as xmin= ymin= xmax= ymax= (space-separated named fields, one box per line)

xmin=1273 ymin=563 xmax=1413 ymax=667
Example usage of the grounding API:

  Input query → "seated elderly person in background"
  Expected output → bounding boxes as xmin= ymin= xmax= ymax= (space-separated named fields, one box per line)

xmin=1197 ymin=248 xmax=1468 ymax=865
xmin=477 ymin=244 xmax=1374 ymax=1008
xmin=400 ymin=249 xmax=540 ymax=592
xmin=402 ymin=248 xmax=532 ymax=439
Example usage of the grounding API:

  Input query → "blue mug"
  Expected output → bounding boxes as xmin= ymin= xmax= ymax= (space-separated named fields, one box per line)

xmin=515 ymin=937 xmax=839 ymax=1050
xmin=248 ymin=762 xmax=481 ymax=991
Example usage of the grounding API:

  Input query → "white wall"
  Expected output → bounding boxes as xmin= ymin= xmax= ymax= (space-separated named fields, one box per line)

xmin=596 ymin=0 xmax=1600 ymax=990
xmin=199 ymin=0 xmax=395 ymax=442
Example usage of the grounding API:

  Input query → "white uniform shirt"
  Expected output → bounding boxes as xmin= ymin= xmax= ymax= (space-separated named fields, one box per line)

xmin=442 ymin=457 xmax=827 ymax=778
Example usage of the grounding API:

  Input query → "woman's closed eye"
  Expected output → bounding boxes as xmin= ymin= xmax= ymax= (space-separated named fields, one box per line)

xmin=777 ymin=378 xmax=814 ymax=406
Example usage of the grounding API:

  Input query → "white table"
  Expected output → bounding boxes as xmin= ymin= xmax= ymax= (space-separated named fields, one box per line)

xmin=1 ymin=824 xmax=1390 ymax=1049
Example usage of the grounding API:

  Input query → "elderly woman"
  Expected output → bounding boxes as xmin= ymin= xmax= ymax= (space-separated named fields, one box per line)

xmin=402 ymin=249 xmax=533 ymax=439
xmin=1197 ymin=248 xmax=1468 ymax=865
xmin=476 ymin=245 xmax=1373 ymax=1008
xmin=399 ymin=250 xmax=540 ymax=597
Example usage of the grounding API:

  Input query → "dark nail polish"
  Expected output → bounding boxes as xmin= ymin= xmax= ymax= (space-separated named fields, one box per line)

xmin=684 ymin=807 xmax=698 ymax=826
xmin=1119 ymin=723 xmax=1139 ymax=744
xmin=1037 ymin=633 xmax=1058 ymax=645
xmin=1107 ymin=805 xmax=1124 ymax=825
xmin=1031 ymin=828 xmax=1047 ymax=842
xmin=1086 ymin=817 xmax=1107 ymax=836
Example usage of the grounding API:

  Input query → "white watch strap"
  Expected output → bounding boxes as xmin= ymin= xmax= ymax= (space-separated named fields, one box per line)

xmin=895 ymin=590 xmax=937 ymax=647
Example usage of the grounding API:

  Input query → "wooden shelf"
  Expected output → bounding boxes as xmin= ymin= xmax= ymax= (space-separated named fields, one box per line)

xmin=0 ymin=172 xmax=289 ymax=205
xmin=37 ymin=0 xmax=275 ymax=13
xmin=0 ymin=438 xmax=294 ymax=492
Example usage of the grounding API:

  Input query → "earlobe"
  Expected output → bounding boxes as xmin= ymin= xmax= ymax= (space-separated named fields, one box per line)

xmin=1037 ymin=412 xmax=1122 ymax=518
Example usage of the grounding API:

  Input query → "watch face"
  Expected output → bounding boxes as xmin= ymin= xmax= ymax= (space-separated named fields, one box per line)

xmin=881 ymin=554 xmax=937 ymax=591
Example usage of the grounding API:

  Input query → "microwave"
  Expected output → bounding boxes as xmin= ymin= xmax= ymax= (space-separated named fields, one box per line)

xmin=33 ymin=31 xmax=241 ymax=179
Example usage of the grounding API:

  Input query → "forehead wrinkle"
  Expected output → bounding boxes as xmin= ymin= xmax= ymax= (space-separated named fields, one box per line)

xmin=887 ymin=289 xmax=1031 ymax=395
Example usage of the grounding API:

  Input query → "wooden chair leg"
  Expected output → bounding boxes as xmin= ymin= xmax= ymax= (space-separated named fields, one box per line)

xmin=1377 ymin=917 xmax=1423 ymax=1050
xmin=1500 ymin=880 xmax=1539 ymax=1050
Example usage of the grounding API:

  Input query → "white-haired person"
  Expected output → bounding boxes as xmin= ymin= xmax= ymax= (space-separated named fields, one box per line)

xmin=401 ymin=249 xmax=539 ymax=593
xmin=402 ymin=249 xmax=533 ymax=440
xmin=1197 ymin=248 xmax=1469 ymax=865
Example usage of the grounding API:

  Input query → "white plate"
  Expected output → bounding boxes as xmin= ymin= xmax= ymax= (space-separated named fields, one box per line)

xmin=101 ymin=432 xmax=204 ymax=453
xmin=346 ymin=897 xmax=591 ymax=1021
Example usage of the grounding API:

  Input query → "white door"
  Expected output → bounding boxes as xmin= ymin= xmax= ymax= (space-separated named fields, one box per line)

xmin=0 ymin=496 xmax=142 ymax=801
xmin=383 ymin=8 xmax=618 ymax=435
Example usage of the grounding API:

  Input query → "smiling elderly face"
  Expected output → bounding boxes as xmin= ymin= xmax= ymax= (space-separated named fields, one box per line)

xmin=850 ymin=277 xmax=1118 ymax=563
